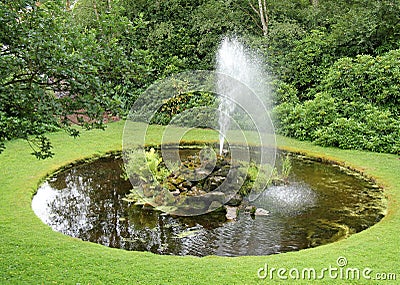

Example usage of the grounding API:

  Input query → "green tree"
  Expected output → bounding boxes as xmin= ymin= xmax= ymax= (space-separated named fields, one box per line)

xmin=0 ymin=0 xmax=143 ymax=158
xmin=72 ymin=0 xmax=155 ymax=110
xmin=330 ymin=0 xmax=400 ymax=56
xmin=273 ymin=49 xmax=400 ymax=154
xmin=284 ymin=29 xmax=334 ymax=98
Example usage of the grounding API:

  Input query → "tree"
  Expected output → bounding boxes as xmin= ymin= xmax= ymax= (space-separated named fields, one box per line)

xmin=0 ymin=0 xmax=126 ymax=158
xmin=329 ymin=0 xmax=400 ymax=56
xmin=249 ymin=0 xmax=269 ymax=36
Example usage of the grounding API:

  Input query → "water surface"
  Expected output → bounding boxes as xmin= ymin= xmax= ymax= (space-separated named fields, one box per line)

xmin=32 ymin=152 xmax=385 ymax=256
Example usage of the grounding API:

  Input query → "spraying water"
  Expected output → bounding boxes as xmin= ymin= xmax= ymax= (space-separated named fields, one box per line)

xmin=216 ymin=37 xmax=266 ymax=154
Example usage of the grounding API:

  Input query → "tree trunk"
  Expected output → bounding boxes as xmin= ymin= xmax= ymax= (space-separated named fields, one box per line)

xmin=249 ymin=0 xmax=269 ymax=36
xmin=259 ymin=0 xmax=268 ymax=36
xmin=310 ymin=0 xmax=318 ymax=7
xmin=66 ymin=0 xmax=71 ymax=11
xmin=93 ymin=0 xmax=100 ymax=21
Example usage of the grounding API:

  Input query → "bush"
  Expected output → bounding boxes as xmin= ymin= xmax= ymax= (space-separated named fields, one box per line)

xmin=273 ymin=92 xmax=336 ymax=140
xmin=314 ymin=105 xmax=400 ymax=153
xmin=283 ymin=29 xmax=335 ymax=97
xmin=321 ymin=50 xmax=400 ymax=116
xmin=150 ymin=91 xmax=217 ymax=126
xmin=273 ymin=95 xmax=400 ymax=154
xmin=273 ymin=49 xmax=400 ymax=154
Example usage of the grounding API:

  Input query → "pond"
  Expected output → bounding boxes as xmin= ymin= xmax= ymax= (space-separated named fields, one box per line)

xmin=32 ymin=150 xmax=386 ymax=257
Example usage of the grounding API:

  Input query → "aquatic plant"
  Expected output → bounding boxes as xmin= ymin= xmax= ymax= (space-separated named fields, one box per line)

xmin=122 ymin=148 xmax=292 ymax=213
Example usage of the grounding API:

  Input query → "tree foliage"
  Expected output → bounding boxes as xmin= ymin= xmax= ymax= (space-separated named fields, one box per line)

xmin=273 ymin=50 xmax=400 ymax=154
xmin=0 ymin=0 xmax=147 ymax=158
xmin=1 ymin=0 xmax=400 ymax=156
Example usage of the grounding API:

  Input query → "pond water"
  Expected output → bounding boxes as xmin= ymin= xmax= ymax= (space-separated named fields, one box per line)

xmin=32 ymin=151 xmax=386 ymax=256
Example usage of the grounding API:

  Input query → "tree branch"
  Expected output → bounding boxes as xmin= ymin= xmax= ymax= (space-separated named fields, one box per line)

xmin=92 ymin=0 xmax=99 ymax=21
xmin=248 ymin=0 xmax=259 ymax=15
xmin=249 ymin=0 xmax=268 ymax=36
xmin=259 ymin=0 xmax=268 ymax=36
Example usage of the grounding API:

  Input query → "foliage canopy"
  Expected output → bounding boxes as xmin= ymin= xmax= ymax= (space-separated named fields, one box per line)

xmin=1 ymin=0 xmax=400 ymax=156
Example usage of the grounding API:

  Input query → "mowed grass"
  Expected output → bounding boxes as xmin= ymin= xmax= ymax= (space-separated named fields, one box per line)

xmin=1 ymin=121 xmax=399 ymax=284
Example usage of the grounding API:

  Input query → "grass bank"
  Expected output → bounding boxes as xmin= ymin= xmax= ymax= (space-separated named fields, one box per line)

xmin=1 ymin=121 xmax=399 ymax=284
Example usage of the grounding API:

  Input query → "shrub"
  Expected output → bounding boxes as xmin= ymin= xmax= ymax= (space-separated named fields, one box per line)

xmin=314 ymin=105 xmax=400 ymax=153
xmin=273 ymin=92 xmax=336 ymax=140
xmin=273 ymin=49 xmax=400 ymax=154
xmin=150 ymin=91 xmax=217 ymax=126
xmin=322 ymin=50 xmax=400 ymax=116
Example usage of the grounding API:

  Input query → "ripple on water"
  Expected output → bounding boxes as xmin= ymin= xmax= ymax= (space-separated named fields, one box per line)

xmin=32 ymin=154 xmax=386 ymax=256
xmin=254 ymin=183 xmax=317 ymax=216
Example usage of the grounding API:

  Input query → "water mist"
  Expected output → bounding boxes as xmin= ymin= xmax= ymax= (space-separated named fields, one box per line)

xmin=216 ymin=37 xmax=268 ymax=155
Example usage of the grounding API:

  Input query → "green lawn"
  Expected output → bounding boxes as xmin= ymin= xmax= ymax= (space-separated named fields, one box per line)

xmin=1 ymin=121 xmax=399 ymax=284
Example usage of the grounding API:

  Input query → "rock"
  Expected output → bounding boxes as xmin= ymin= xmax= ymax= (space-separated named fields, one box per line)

xmin=245 ymin=205 xmax=257 ymax=215
xmin=142 ymin=185 xmax=154 ymax=198
xmin=216 ymin=165 xmax=230 ymax=176
xmin=204 ymin=162 xmax=215 ymax=170
xmin=142 ymin=202 xmax=154 ymax=210
xmin=219 ymin=158 xmax=229 ymax=167
xmin=170 ymin=189 xmax=180 ymax=196
xmin=225 ymin=206 xmax=238 ymax=220
xmin=177 ymin=183 xmax=189 ymax=192
xmin=166 ymin=182 xmax=177 ymax=191
xmin=204 ymin=191 xmax=226 ymax=203
xmin=212 ymin=165 xmax=221 ymax=171
xmin=175 ymin=201 xmax=206 ymax=213
xmin=170 ymin=176 xmax=185 ymax=186
xmin=186 ymin=186 xmax=206 ymax=196
xmin=208 ymin=200 xmax=223 ymax=212
xmin=195 ymin=169 xmax=210 ymax=176
xmin=254 ymin=208 xmax=270 ymax=216
xmin=181 ymin=180 xmax=193 ymax=188
xmin=213 ymin=176 xmax=225 ymax=183
xmin=204 ymin=176 xmax=225 ymax=191
xmin=226 ymin=193 xmax=243 ymax=207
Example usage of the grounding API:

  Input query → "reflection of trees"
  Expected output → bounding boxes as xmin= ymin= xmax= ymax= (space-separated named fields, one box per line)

xmin=34 ymin=156 xmax=385 ymax=256
xmin=46 ymin=158 xmax=133 ymax=247
xmin=35 ymin=157 xmax=288 ymax=255
xmin=40 ymin=157 xmax=228 ymax=254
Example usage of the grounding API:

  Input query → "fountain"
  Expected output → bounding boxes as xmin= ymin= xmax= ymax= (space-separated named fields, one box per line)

xmin=32 ymin=152 xmax=386 ymax=256
xmin=31 ymin=36 xmax=387 ymax=257
xmin=120 ymin=36 xmax=276 ymax=215
xmin=216 ymin=37 xmax=268 ymax=155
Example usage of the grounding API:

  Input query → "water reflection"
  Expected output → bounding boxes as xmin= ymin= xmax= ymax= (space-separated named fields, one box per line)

xmin=32 ymin=154 xmax=386 ymax=256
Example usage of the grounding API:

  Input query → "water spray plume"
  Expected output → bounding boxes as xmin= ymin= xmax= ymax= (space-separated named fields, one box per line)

xmin=216 ymin=37 xmax=266 ymax=155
